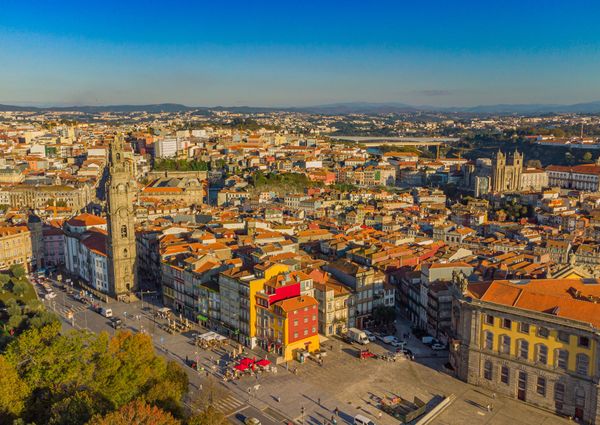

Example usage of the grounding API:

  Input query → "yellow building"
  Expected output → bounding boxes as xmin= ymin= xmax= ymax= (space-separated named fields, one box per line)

xmin=219 ymin=262 xmax=289 ymax=348
xmin=0 ymin=226 xmax=33 ymax=271
xmin=451 ymin=278 xmax=600 ymax=423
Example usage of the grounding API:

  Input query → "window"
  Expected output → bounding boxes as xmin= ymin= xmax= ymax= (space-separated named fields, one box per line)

xmin=484 ymin=331 xmax=494 ymax=350
xmin=500 ymin=335 xmax=511 ymax=354
xmin=557 ymin=331 xmax=570 ymax=343
xmin=502 ymin=318 xmax=512 ymax=329
xmin=554 ymin=383 xmax=565 ymax=402
xmin=293 ymin=332 xmax=298 ymax=338
xmin=555 ymin=349 xmax=568 ymax=370
xmin=578 ymin=336 xmax=590 ymax=348
xmin=575 ymin=388 xmax=585 ymax=409
xmin=484 ymin=360 xmax=493 ymax=380
xmin=537 ymin=377 xmax=546 ymax=397
xmin=303 ymin=329 xmax=308 ymax=336
xmin=576 ymin=353 xmax=589 ymax=375
xmin=518 ymin=340 xmax=529 ymax=359
xmin=518 ymin=322 xmax=530 ymax=334
xmin=120 ymin=225 xmax=128 ymax=238
xmin=500 ymin=366 xmax=510 ymax=384
xmin=537 ymin=327 xmax=549 ymax=338
xmin=536 ymin=344 xmax=548 ymax=364
xmin=485 ymin=314 xmax=494 ymax=325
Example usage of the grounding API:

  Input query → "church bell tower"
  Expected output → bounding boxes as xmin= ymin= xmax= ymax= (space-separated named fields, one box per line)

xmin=106 ymin=134 xmax=138 ymax=299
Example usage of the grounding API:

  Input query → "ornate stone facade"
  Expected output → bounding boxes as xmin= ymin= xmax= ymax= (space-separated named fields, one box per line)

xmin=491 ymin=149 xmax=523 ymax=193
xmin=106 ymin=135 xmax=138 ymax=298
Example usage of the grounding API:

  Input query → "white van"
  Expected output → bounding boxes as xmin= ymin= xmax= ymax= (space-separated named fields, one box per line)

xmin=354 ymin=415 xmax=375 ymax=425
xmin=100 ymin=307 xmax=113 ymax=318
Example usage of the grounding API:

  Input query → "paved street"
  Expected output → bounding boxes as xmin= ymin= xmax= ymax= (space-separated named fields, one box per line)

xmin=36 ymin=275 xmax=571 ymax=425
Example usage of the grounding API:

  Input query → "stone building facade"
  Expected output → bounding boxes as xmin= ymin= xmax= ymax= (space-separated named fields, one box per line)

xmin=450 ymin=278 xmax=600 ymax=424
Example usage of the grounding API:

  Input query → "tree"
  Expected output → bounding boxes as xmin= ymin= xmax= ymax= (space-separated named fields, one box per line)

xmin=86 ymin=399 xmax=180 ymax=425
xmin=372 ymin=306 xmax=396 ymax=325
xmin=187 ymin=406 xmax=228 ymax=425
xmin=526 ymin=159 xmax=542 ymax=169
xmin=12 ymin=280 xmax=28 ymax=297
xmin=0 ymin=356 xmax=30 ymax=420
xmin=9 ymin=264 xmax=26 ymax=279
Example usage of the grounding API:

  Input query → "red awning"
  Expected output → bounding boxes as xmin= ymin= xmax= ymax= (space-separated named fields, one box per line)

xmin=234 ymin=364 xmax=248 ymax=371
xmin=239 ymin=357 xmax=254 ymax=367
xmin=256 ymin=359 xmax=271 ymax=367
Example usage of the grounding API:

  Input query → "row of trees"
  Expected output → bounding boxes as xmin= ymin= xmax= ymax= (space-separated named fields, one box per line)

xmin=154 ymin=159 xmax=209 ymax=172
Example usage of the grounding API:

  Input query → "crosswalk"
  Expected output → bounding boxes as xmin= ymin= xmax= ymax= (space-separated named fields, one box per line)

xmin=212 ymin=394 xmax=246 ymax=415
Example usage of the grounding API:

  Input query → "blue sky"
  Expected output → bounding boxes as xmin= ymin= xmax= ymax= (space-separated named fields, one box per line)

xmin=1 ymin=0 xmax=600 ymax=107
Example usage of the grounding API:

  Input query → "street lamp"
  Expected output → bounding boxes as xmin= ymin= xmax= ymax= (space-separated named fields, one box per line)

xmin=301 ymin=406 xmax=305 ymax=424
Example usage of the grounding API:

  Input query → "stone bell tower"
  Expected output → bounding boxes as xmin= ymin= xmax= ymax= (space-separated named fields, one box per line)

xmin=106 ymin=134 xmax=138 ymax=299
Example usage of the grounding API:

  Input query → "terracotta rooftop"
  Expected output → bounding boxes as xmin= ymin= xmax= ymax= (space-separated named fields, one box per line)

xmin=468 ymin=278 xmax=600 ymax=328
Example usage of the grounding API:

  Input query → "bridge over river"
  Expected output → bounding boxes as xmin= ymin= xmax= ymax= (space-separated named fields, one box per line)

xmin=330 ymin=135 xmax=459 ymax=147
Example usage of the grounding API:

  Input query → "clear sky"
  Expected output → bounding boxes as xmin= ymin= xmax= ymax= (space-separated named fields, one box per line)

xmin=1 ymin=0 xmax=600 ymax=107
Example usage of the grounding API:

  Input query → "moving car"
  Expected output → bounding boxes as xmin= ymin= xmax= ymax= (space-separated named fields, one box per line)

xmin=110 ymin=317 xmax=123 ymax=329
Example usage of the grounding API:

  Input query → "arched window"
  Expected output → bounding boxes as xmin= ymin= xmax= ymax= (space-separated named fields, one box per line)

xmin=121 ymin=225 xmax=128 ymax=238
xmin=484 ymin=360 xmax=493 ymax=380
xmin=576 ymin=353 xmax=589 ymax=375
xmin=555 ymin=349 xmax=568 ymax=370
xmin=500 ymin=335 xmax=511 ymax=354
xmin=518 ymin=339 xmax=529 ymax=360
xmin=116 ymin=153 xmax=121 ymax=161
xmin=484 ymin=331 xmax=494 ymax=350
xmin=123 ymin=248 xmax=128 ymax=258
xmin=536 ymin=344 xmax=548 ymax=364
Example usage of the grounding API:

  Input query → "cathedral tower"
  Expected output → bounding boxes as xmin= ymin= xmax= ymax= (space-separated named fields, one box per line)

xmin=106 ymin=134 xmax=138 ymax=299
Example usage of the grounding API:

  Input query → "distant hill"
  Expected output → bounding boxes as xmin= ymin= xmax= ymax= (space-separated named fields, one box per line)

xmin=1 ymin=101 xmax=600 ymax=115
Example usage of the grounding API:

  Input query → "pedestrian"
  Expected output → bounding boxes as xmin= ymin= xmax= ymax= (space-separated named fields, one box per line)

xmin=486 ymin=404 xmax=491 ymax=412
xmin=334 ymin=407 xmax=339 ymax=416
xmin=378 ymin=412 xmax=382 ymax=419
xmin=492 ymin=392 xmax=496 ymax=399
xmin=318 ymin=397 xmax=321 ymax=406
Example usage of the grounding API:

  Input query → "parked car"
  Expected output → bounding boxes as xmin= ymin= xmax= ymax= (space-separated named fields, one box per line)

xmin=45 ymin=292 xmax=56 ymax=300
xmin=381 ymin=335 xmax=398 ymax=345
xmin=390 ymin=340 xmax=405 ymax=348
xmin=99 ymin=307 xmax=113 ymax=318
xmin=245 ymin=418 xmax=261 ymax=425
xmin=431 ymin=343 xmax=446 ymax=351
xmin=363 ymin=330 xmax=377 ymax=342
